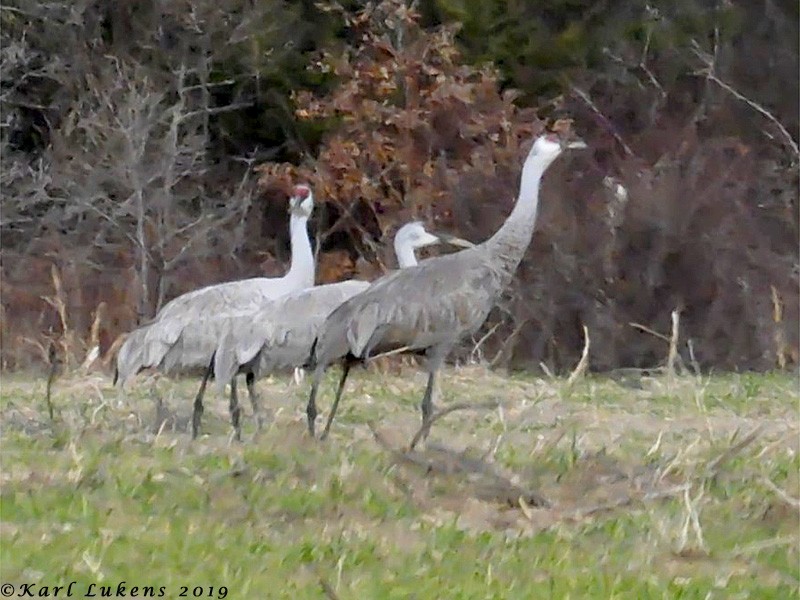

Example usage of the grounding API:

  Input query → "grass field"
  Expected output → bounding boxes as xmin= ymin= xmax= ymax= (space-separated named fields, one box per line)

xmin=1 ymin=366 xmax=798 ymax=598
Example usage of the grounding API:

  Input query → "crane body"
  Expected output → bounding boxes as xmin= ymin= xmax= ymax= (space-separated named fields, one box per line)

xmin=193 ymin=222 xmax=473 ymax=439
xmin=307 ymin=133 xmax=586 ymax=442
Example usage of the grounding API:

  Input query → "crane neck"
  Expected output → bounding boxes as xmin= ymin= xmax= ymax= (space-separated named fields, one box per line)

xmin=484 ymin=151 xmax=552 ymax=275
xmin=283 ymin=213 xmax=315 ymax=289
xmin=394 ymin=239 xmax=418 ymax=269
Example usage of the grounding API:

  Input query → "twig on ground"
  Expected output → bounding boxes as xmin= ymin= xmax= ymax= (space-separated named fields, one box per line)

xmin=667 ymin=309 xmax=681 ymax=380
xmin=45 ymin=341 xmax=58 ymax=423
xmin=705 ymin=425 xmax=763 ymax=477
xmin=368 ymin=421 xmax=549 ymax=508
xmin=566 ymin=325 xmax=590 ymax=387
xmin=676 ymin=485 xmax=707 ymax=555
xmin=760 ymin=476 xmax=800 ymax=510
xmin=565 ymin=484 xmax=691 ymax=522
xmin=657 ymin=436 xmax=701 ymax=483
xmin=771 ymin=285 xmax=788 ymax=370
xmin=518 ymin=496 xmax=535 ymax=521
xmin=313 ymin=567 xmax=340 ymax=600
xmin=408 ymin=400 xmax=499 ymax=451
xmin=731 ymin=536 xmax=797 ymax=557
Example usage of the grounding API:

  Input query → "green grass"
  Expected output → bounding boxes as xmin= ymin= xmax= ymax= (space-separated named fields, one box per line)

xmin=1 ymin=368 xmax=798 ymax=598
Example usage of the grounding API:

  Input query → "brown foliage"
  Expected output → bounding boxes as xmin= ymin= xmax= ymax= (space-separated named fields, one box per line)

xmin=257 ymin=0 xmax=542 ymax=277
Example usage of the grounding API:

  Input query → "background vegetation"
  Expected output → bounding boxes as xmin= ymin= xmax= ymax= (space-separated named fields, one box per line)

xmin=1 ymin=0 xmax=797 ymax=373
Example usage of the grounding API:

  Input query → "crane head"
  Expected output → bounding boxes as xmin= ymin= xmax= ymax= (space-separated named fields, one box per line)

xmin=528 ymin=132 xmax=587 ymax=166
xmin=395 ymin=221 xmax=474 ymax=252
xmin=289 ymin=184 xmax=314 ymax=217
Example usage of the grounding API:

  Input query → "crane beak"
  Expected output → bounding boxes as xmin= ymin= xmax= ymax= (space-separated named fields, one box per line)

xmin=564 ymin=138 xmax=587 ymax=150
xmin=436 ymin=233 xmax=475 ymax=249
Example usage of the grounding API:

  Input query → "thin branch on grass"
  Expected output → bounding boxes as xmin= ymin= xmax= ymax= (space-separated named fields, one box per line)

xmin=676 ymin=485 xmax=707 ymax=555
xmin=760 ymin=476 xmax=800 ymax=510
xmin=686 ymin=339 xmax=701 ymax=376
xmin=45 ymin=341 xmax=58 ymax=423
xmin=518 ymin=495 xmax=536 ymax=521
xmin=771 ymin=285 xmax=788 ymax=370
xmin=315 ymin=571 xmax=340 ymax=600
xmin=370 ymin=421 xmax=548 ymax=505
xmin=666 ymin=309 xmax=681 ymax=380
xmin=565 ymin=324 xmax=590 ymax=387
xmin=704 ymin=425 xmax=763 ymax=477
xmin=756 ymin=429 xmax=800 ymax=459
xmin=565 ymin=484 xmax=691 ymax=521
xmin=646 ymin=429 xmax=665 ymax=457
xmin=408 ymin=400 xmax=500 ymax=451
xmin=538 ymin=361 xmax=556 ymax=380
xmin=657 ymin=436 xmax=701 ymax=483
xmin=731 ymin=536 xmax=798 ymax=557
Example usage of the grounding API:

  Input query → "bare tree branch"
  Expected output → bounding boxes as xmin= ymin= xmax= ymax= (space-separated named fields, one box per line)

xmin=691 ymin=40 xmax=799 ymax=159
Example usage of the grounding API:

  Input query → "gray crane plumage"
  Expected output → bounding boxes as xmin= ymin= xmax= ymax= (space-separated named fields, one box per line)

xmin=213 ymin=280 xmax=371 ymax=390
xmin=189 ymin=222 xmax=474 ymax=439
xmin=307 ymin=133 xmax=586 ymax=441
xmin=114 ymin=184 xmax=316 ymax=387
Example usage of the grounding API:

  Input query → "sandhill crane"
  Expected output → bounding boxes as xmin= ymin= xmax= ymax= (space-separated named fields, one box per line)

xmin=191 ymin=221 xmax=474 ymax=439
xmin=114 ymin=184 xmax=316 ymax=397
xmin=306 ymin=132 xmax=586 ymax=442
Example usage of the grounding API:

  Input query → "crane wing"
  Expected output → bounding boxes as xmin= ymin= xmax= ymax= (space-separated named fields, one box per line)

xmin=154 ymin=277 xmax=293 ymax=323
xmin=317 ymin=249 xmax=501 ymax=363
xmin=213 ymin=280 xmax=369 ymax=391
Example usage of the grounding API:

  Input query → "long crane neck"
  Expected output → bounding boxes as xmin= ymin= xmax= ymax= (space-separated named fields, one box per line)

xmin=283 ymin=213 xmax=315 ymax=289
xmin=483 ymin=151 xmax=549 ymax=275
xmin=394 ymin=239 xmax=418 ymax=269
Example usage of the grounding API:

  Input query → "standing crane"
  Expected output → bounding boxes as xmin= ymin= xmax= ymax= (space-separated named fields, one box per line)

xmin=191 ymin=221 xmax=474 ymax=439
xmin=306 ymin=132 xmax=586 ymax=442
xmin=114 ymin=184 xmax=316 ymax=417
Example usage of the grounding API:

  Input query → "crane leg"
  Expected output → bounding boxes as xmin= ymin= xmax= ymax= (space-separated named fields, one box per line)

xmin=306 ymin=369 xmax=322 ymax=438
xmin=320 ymin=361 xmax=352 ymax=441
xmin=229 ymin=377 xmax=242 ymax=441
xmin=192 ymin=360 xmax=213 ymax=439
xmin=245 ymin=371 xmax=264 ymax=431
xmin=418 ymin=368 xmax=437 ymax=443
xmin=415 ymin=347 xmax=447 ymax=445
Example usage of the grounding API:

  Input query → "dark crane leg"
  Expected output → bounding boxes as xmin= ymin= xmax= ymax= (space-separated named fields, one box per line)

xmin=415 ymin=347 xmax=447 ymax=446
xmin=320 ymin=360 xmax=352 ymax=440
xmin=420 ymin=368 xmax=437 ymax=434
xmin=192 ymin=356 xmax=214 ymax=439
xmin=229 ymin=377 xmax=242 ymax=441
xmin=245 ymin=371 xmax=263 ymax=431
xmin=306 ymin=366 xmax=324 ymax=438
